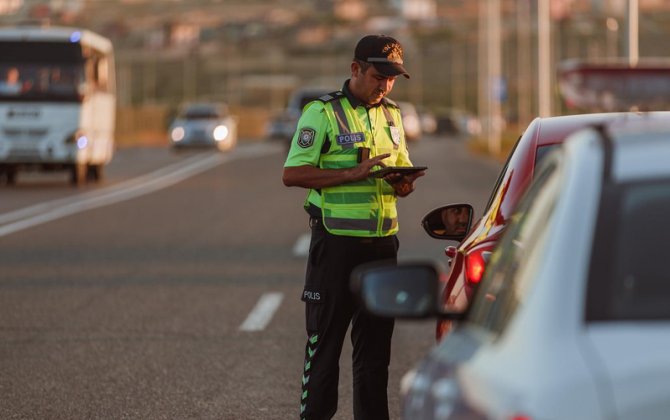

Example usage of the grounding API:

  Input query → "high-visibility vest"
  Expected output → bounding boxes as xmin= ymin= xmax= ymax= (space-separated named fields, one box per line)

xmin=317 ymin=91 xmax=402 ymax=237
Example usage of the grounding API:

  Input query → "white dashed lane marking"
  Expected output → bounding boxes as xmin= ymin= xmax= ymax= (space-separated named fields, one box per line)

xmin=239 ymin=292 xmax=284 ymax=332
xmin=292 ymin=233 xmax=310 ymax=257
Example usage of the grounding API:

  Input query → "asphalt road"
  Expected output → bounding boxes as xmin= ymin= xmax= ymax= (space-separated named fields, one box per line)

xmin=0 ymin=135 xmax=501 ymax=420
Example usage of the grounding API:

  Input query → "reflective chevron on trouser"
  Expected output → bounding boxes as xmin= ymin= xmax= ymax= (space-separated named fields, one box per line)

xmin=300 ymin=333 xmax=319 ymax=419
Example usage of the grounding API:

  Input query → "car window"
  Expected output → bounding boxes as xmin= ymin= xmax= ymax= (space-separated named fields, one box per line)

xmin=534 ymin=144 xmax=561 ymax=168
xmin=183 ymin=106 xmax=221 ymax=119
xmin=588 ymin=179 xmax=670 ymax=321
xmin=466 ymin=156 xmax=561 ymax=336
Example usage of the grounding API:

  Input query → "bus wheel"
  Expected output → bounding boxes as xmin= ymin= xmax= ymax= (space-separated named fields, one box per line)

xmin=87 ymin=165 xmax=104 ymax=182
xmin=70 ymin=164 xmax=87 ymax=186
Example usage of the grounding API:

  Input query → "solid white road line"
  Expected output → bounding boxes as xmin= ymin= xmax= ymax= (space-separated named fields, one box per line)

xmin=0 ymin=143 xmax=279 ymax=238
xmin=0 ymin=153 xmax=211 ymax=226
xmin=239 ymin=292 xmax=284 ymax=332
xmin=0 ymin=154 xmax=224 ymax=238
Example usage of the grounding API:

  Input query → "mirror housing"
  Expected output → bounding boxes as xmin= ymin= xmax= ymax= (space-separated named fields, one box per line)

xmin=350 ymin=261 xmax=466 ymax=320
xmin=421 ymin=204 xmax=474 ymax=242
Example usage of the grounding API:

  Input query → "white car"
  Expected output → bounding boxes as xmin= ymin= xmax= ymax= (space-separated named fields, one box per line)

xmin=169 ymin=103 xmax=237 ymax=151
xmin=397 ymin=101 xmax=422 ymax=141
xmin=353 ymin=112 xmax=670 ymax=419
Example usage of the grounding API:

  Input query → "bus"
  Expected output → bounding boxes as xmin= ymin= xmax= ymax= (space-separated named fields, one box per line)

xmin=558 ymin=58 xmax=670 ymax=112
xmin=0 ymin=26 xmax=115 ymax=186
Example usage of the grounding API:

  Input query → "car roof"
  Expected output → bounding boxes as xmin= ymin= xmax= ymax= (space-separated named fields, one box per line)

xmin=601 ymin=112 xmax=670 ymax=181
xmin=532 ymin=112 xmax=633 ymax=146
xmin=182 ymin=102 xmax=224 ymax=110
xmin=181 ymin=102 xmax=229 ymax=113
xmin=460 ymin=112 xmax=645 ymax=251
xmin=606 ymin=111 xmax=670 ymax=136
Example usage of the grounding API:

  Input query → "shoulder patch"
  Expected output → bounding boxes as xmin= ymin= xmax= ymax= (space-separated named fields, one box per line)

xmin=382 ymin=97 xmax=399 ymax=108
xmin=297 ymin=127 xmax=316 ymax=148
xmin=317 ymin=91 xmax=344 ymax=103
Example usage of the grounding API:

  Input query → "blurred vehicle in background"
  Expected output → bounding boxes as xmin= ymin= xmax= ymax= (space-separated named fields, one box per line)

xmin=354 ymin=111 xmax=670 ymax=420
xmin=266 ymin=87 xmax=331 ymax=144
xmin=433 ymin=108 xmax=481 ymax=138
xmin=423 ymin=112 xmax=637 ymax=340
xmin=397 ymin=101 xmax=422 ymax=142
xmin=558 ymin=58 xmax=670 ymax=112
xmin=169 ymin=103 xmax=237 ymax=151
xmin=0 ymin=26 xmax=115 ymax=186
xmin=418 ymin=109 xmax=437 ymax=136
xmin=268 ymin=90 xmax=423 ymax=145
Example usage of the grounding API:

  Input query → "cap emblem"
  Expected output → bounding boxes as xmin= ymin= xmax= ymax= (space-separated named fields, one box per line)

xmin=367 ymin=42 xmax=404 ymax=64
xmin=384 ymin=42 xmax=403 ymax=63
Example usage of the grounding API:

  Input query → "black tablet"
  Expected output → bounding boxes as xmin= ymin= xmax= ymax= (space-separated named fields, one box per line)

xmin=369 ymin=166 xmax=427 ymax=178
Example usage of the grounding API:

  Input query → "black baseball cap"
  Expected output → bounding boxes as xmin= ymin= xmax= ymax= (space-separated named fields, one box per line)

xmin=354 ymin=35 xmax=410 ymax=79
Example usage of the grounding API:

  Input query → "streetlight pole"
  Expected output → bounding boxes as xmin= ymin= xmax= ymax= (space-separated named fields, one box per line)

xmin=538 ymin=0 xmax=551 ymax=117
xmin=625 ymin=0 xmax=639 ymax=66
xmin=516 ymin=0 xmax=532 ymax=129
xmin=488 ymin=0 xmax=501 ymax=155
xmin=478 ymin=0 xmax=502 ymax=155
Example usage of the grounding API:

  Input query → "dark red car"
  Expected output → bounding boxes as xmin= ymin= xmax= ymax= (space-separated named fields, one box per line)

xmin=423 ymin=113 xmax=627 ymax=340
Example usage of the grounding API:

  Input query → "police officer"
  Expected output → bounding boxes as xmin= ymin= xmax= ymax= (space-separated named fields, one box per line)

xmin=282 ymin=34 xmax=425 ymax=420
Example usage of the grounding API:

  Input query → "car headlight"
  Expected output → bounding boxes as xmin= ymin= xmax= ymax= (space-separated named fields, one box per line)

xmin=64 ymin=131 xmax=88 ymax=149
xmin=171 ymin=126 xmax=185 ymax=142
xmin=213 ymin=125 xmax=229 ymax=142
xmin=76 ymin=135 xmax=88 ymax=149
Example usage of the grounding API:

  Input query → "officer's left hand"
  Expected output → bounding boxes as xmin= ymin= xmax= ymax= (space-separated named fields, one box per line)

xmin=385 ymin=170 xmax=425 ymax=197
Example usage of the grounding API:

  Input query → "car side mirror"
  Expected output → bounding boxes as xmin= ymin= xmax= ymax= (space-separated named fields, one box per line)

xmin=421 ymin=204 xmax=474 ymax=242
xmin=350 ymin=261 xmax=466 ymax=320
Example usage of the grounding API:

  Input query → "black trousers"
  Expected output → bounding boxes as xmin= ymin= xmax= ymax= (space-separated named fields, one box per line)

xmin=300 ymin=219 xmax=398 ymax=420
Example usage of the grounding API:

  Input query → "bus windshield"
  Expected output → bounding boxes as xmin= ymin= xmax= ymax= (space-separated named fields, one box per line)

xmin=0 ymin=41 xmax=86 ymax=102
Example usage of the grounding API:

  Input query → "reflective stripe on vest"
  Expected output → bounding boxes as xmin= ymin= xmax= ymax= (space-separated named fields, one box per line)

xmin=324 ymin=216 xmax=397 ymax=232
xmin=319 ymin=97 xmax=398 ymax=237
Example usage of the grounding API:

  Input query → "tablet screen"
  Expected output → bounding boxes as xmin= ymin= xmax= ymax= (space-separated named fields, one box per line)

xmin=370 ymin=166 xmax=427 ymax=178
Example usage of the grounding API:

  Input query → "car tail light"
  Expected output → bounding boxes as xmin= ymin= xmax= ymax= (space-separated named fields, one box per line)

xmin=464 ymin=246 xmax=493 ymax=285
xmin=465 ymin=252 xmax=485 ymax=284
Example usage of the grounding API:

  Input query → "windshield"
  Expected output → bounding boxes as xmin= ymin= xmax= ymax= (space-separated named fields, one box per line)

xmin=0 ymin=42 xmax=85 ymax=102
xmin=181 ymin=106 xmax=224 ymax=120
xmin=535 ymin=144 xmax=561 ymax=168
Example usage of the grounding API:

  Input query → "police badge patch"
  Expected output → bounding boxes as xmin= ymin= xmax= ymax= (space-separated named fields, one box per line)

xmin=297 ymin=128 xmax=316 ymax=148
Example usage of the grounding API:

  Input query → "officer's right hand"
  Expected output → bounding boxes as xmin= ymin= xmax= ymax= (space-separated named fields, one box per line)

xmin=349 ymin=153 xmax=390 ymax=181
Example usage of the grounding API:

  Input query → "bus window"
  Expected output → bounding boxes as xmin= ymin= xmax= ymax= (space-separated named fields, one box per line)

xmin=0 ymin=65 xmax=22 ymax=95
